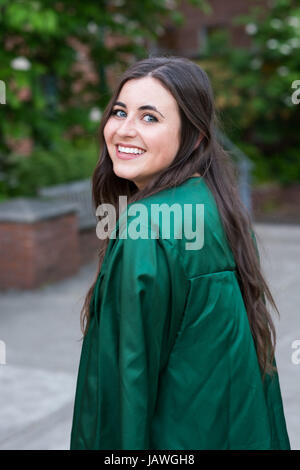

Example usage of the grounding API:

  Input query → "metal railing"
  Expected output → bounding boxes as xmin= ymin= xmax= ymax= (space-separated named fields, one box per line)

xmin=217 ymin=130 xmax=253 ymax=218
xmin=38 ymin=179 xmax=97 ymax=230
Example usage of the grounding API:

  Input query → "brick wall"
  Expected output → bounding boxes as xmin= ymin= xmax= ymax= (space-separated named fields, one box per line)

xmin=78 ymin=227 xmax=101 ymax=267
xmin=0 ymin=213 xmax=80 ymax=290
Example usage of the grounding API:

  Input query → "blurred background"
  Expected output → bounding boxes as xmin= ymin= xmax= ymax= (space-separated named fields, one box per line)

xmin=0 ymin=0 xmax=299 ymax=450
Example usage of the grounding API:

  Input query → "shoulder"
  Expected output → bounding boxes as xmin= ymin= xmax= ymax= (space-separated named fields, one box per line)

xmin=121 ymin=178 xmax=236 ymax=278
xmin=123 ymin=178 xmax=216 ymax=237
xmin=102 ymin=211 xmax=188 ymax=295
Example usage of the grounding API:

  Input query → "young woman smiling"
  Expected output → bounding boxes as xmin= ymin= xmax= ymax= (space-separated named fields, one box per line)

xmin=70 ymin=56 xmax=290 ymax=450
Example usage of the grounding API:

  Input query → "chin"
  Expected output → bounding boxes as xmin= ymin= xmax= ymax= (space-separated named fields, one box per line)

xmin=112 ymin=164 xmax=140 ymax=182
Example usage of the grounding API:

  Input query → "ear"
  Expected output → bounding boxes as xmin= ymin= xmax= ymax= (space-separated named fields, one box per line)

xmin=194 ymin=134 xmax=204 ymax=151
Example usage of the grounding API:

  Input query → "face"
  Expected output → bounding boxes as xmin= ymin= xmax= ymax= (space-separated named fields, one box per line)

xmin=103 ymin=76 xmax=181 ymax=190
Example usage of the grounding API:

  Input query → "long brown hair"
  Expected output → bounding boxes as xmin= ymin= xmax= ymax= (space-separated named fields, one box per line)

xmin=81 ymin=56 xmax=278 ymax=381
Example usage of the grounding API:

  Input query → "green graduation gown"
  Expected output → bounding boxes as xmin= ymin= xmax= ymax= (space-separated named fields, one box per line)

xmin=70 ymin=177 xmax=290 ymax=450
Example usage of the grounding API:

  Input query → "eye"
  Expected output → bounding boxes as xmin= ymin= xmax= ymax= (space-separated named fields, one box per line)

xmin=111 ymin=108 xmax=126 ymax=118
xmin=143 ymin=114 xmax=158 ymax=123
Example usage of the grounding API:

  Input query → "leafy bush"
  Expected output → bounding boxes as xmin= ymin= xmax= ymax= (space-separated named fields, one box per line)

xmin=235 ymin=141 xmax=300 ymax=186
xmin=0 ymin=0 xmax=209 ymax=200
xmin=199 ymin=0 xmax=300 ymax=184
xmin=233 ymin=141 xmax=272 ymax=185
xmin=270 ymin=147 xmax=300 ymax=185
xmin=1 ymin=137 xmax=99 ymax=198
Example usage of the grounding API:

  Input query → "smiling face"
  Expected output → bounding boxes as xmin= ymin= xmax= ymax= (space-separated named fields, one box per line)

xmin=103 ymin=76 xmax=181 ymax=190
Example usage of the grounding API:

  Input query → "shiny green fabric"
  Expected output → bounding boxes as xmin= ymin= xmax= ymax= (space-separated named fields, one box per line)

xmin=70 ymin=177 xmax=290 ymax=450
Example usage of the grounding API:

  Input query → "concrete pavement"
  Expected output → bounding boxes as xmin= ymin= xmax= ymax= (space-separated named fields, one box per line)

xmin=253 ymin=223 xmax=300 ymax=450
xmin=0 ymin=259 xmax=95 ymax=450
xmin=0 ymin=222 xmax=299 ymax=450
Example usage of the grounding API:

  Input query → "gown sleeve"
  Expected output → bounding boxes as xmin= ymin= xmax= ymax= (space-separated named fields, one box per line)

xmin=88 ymin=224 xmax=187 ymax=450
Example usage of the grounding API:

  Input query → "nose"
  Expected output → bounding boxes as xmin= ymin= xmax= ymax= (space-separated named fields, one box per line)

xmin=116 ymin=115 xmax=137 ymax=138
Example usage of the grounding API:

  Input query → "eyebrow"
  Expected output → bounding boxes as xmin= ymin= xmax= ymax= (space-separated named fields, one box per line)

xmin=113 ymin=101 xmax=165 ymax=119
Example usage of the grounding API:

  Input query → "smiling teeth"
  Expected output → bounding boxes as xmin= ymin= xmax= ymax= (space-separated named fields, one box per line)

xmin=118 ymin=145 xmax=145 ymax=154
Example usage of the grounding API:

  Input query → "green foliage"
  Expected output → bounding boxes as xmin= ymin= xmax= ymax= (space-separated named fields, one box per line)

xmin=0 ymin=150 xmax=20 ymax=199
xmin=200 ymin=0 xmax=300 ymax=184
xmin=270 ymin=147 xmax=300 ymax=185
xmin=0 ymin=137 xmax=99 ymax=198
xmin=0 ymin=0 xmax=209 ymax=199
xmin=233 ymin=141 xmax=271 ymax=185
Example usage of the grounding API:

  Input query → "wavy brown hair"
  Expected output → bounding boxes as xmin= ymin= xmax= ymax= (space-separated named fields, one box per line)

xmin=80 ymin=56 xmax=279 ymax=381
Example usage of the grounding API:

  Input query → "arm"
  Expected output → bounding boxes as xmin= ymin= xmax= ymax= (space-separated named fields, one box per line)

xmin=95 ymin=228 xmax=186 ymax=449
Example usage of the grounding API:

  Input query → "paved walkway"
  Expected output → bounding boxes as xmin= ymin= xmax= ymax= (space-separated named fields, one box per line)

xmin=0 ymin=222 xmax=299 ymax=450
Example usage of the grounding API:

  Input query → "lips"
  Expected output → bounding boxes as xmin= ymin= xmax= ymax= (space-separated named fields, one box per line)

xmin=115 ymin=144 xmax=146 ymax=160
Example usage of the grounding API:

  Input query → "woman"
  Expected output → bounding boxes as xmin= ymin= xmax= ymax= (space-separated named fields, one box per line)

xmin=70 ymin=56 xmax=290 ymax=450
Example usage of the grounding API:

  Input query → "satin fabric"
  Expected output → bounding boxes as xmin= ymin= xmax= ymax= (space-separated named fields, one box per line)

xmin=70 ymin=177 xmax=290 ymax=450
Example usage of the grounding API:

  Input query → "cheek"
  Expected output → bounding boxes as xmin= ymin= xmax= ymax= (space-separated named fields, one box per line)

xmin=156 ymin=126 xmax=180 ymax=157
xmin=103 ymin=121 xmax=115 ymax=144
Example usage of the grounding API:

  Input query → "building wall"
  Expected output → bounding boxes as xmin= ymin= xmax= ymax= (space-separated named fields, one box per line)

xmin=157 ymin=0 xmax=271 ymax=57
